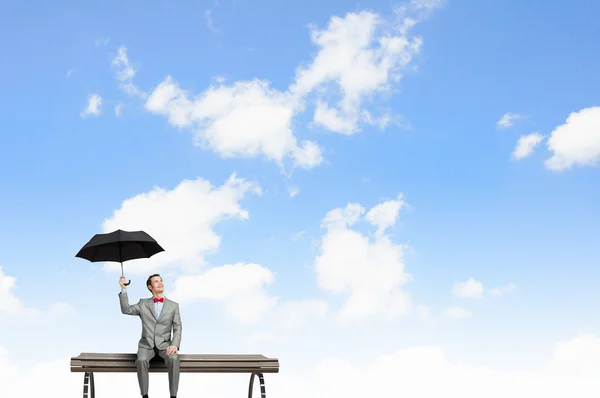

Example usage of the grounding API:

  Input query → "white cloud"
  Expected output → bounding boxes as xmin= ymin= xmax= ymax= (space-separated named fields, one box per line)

xmin=139 ymin=5 xmax=441 ymax=168
xmin=0 ymin=266 xmax=76 ymax=319
xmin=80 ymin=93 xmax=102 ymax=118
xmin=312 ymin=101 xmax=358 ymax=133
xmin=314 ymin=196 xmax=412 ymax=322
xmin=290 ymin=7 xmax=431 ymax=134
xmin=451 ymin=277 xmax=484 ymax=299
xmin=101 ymin=173 xmax=261 ymax=275
xmin=145 ymin=77 xmax=323 ymax=169
xmin=496 ymin=112 xmax=521 ymax=129
xmin=112 ymin=46 xmax=145 ymax=98
xmin=0 ymin=347 xmax=18 ymax=383
xmin=97 ymin=172 xmax=322 ymax=328
xmin=4 ymin=332 xmax=600 ymax=397
xmin=287 ymin=185 xmax=300 ymax=197
xmin=320 ymin=202 xmax=364 ymax=230
xmin=512 ymin=132 xmax=544 ymax=160
xmin=170 ymin=262 xmax=277 ymax=324
xmin=364 ymin=194 xmax=405 ymax=236
xmin=489 ymin=282 xmax=516 ymax=296
xmin=546 ymin=332 xmax=600 ymax=376
xmin=443 ymin=306 xmax=471 ymax=319
xmin=545 ymin=106 xmax=600 ymax=170
xmin=171 ymin=262 xmax=329 ymax=327
xmin=0 ymin=266 xmax=37 ymax=317
xmin=310 ymin=332 xmax=600 ymax=397
xmin=362 ymin=109 xmax=392 ymax=129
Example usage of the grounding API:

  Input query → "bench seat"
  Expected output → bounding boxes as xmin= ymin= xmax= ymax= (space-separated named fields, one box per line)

xmin=70 ymin=352 xmax=279 ymax=398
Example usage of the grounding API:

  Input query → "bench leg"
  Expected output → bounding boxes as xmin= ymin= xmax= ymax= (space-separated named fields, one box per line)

xmin=83 ymin=371 xmax=95 ymax=398
xmin=248 ymin=372 xmax=266 ymax=398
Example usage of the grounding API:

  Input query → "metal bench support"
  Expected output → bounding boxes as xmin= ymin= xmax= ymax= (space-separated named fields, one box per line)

xmin=248 ymin=372 xmax=266 ymax=398
xmin=80 ymin=370 xmax=269 ymax=397
xmin=83 ymin=372 xmax=95 ymax=398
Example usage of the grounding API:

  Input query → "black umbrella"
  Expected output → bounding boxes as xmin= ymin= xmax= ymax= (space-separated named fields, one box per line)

xmin=75 ymin=229 xmax=164 ymax=286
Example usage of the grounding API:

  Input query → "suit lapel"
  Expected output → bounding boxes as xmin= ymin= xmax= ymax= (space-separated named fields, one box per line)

xmin=147 ymin=298 xmax=158 ymax=320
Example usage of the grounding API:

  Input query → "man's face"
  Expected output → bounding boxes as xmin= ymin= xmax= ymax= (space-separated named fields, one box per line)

xmin=148 ymin=276 xmax=164 ymax=293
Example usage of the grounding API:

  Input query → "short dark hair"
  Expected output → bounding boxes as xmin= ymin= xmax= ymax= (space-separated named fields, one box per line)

xmin=146 ymin=273 xmax=162 ymax=292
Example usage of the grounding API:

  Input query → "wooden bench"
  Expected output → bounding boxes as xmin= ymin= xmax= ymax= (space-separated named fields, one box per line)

xmin=70 ymin=352 xmax=280 ymax=398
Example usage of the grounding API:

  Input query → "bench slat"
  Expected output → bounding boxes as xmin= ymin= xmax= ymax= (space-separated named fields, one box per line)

xmin=72 ymin=353 xmax=275 ymax=362
xmin=71 ymin=360 xmax=276 ymax=368
xmin=70 ymin=353 xmax=279 ymax=374
xmin=71 ymin=366 xmax=278 ymax=373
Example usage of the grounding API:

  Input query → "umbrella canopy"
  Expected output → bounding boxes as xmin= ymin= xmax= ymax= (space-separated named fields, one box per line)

xmin=76 ymin=229 xmax=164 ymax=286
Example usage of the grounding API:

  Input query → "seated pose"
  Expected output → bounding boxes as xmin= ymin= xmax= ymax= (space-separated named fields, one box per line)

xmin=119 ymin=274 xmax=182 ymax=398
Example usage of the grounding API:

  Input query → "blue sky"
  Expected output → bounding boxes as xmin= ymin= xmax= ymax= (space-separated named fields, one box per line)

xmin=2 ymin=0 xmax=600 ymax=396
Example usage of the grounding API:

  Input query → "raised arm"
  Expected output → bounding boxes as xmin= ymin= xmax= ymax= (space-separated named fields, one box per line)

xmin=171 ymin=303 xmax=182 ymax=350
xmin=118 ymin=276 xmax=141 ymax=315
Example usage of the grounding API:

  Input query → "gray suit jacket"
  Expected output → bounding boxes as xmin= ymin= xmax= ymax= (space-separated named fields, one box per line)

xmin=119 ymin=291 xmax=182 ymax=351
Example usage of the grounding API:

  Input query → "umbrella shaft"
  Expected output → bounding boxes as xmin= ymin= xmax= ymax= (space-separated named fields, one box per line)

xmin=119 ymin=242 xmax=122 ymax=275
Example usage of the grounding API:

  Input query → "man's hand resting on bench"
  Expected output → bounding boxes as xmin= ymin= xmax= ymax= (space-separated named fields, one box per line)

xmin=166 ymin=346 xmax=178 ymax=355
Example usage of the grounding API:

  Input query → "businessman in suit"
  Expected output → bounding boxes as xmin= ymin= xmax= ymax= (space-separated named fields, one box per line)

xmin=119 ymin=273 xmax=182 ymax=398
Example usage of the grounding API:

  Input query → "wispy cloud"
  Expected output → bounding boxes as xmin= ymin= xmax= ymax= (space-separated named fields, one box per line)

xmin=111 ymin=47 xmax=145 ymax=98
xmin=489 ymin=282 xmax=516 ymax=296
xmin=452 ymin=277 xmax=484 ymax=299
xmin=288 ymin=185 xmax=300 ymax=197
xmin=512 ymin=132 xmax=544 ymax=160
xmin=80 ymin=94 xmax=102 ymax=118
xmin=205 ymin=9 xmax=219 ymax=33
xmin=496 ymin=112 xmax=521 ymax=129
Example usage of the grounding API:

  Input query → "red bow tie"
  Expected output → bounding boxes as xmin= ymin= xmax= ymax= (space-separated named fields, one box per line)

xmin=154 ymin=297 xmax=164 ymax=303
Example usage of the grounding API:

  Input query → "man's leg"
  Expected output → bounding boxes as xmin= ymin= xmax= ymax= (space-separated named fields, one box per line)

xmin=136 ymin=347 xmax=156 ymax=396
xmin=157 ymin=349 xmax=180 ymax=397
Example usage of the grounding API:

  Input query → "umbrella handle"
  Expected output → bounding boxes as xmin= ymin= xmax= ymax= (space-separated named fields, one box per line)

xmin=120 ymin=262 xmax=131 ymax=286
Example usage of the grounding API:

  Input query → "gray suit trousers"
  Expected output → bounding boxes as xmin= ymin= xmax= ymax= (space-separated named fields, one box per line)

xmin=136 ymin=346 xmax=180 ymax=396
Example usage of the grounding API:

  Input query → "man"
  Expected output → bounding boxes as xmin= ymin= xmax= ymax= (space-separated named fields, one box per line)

xmin=119 ymin=274 xmax=182 ymax=398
